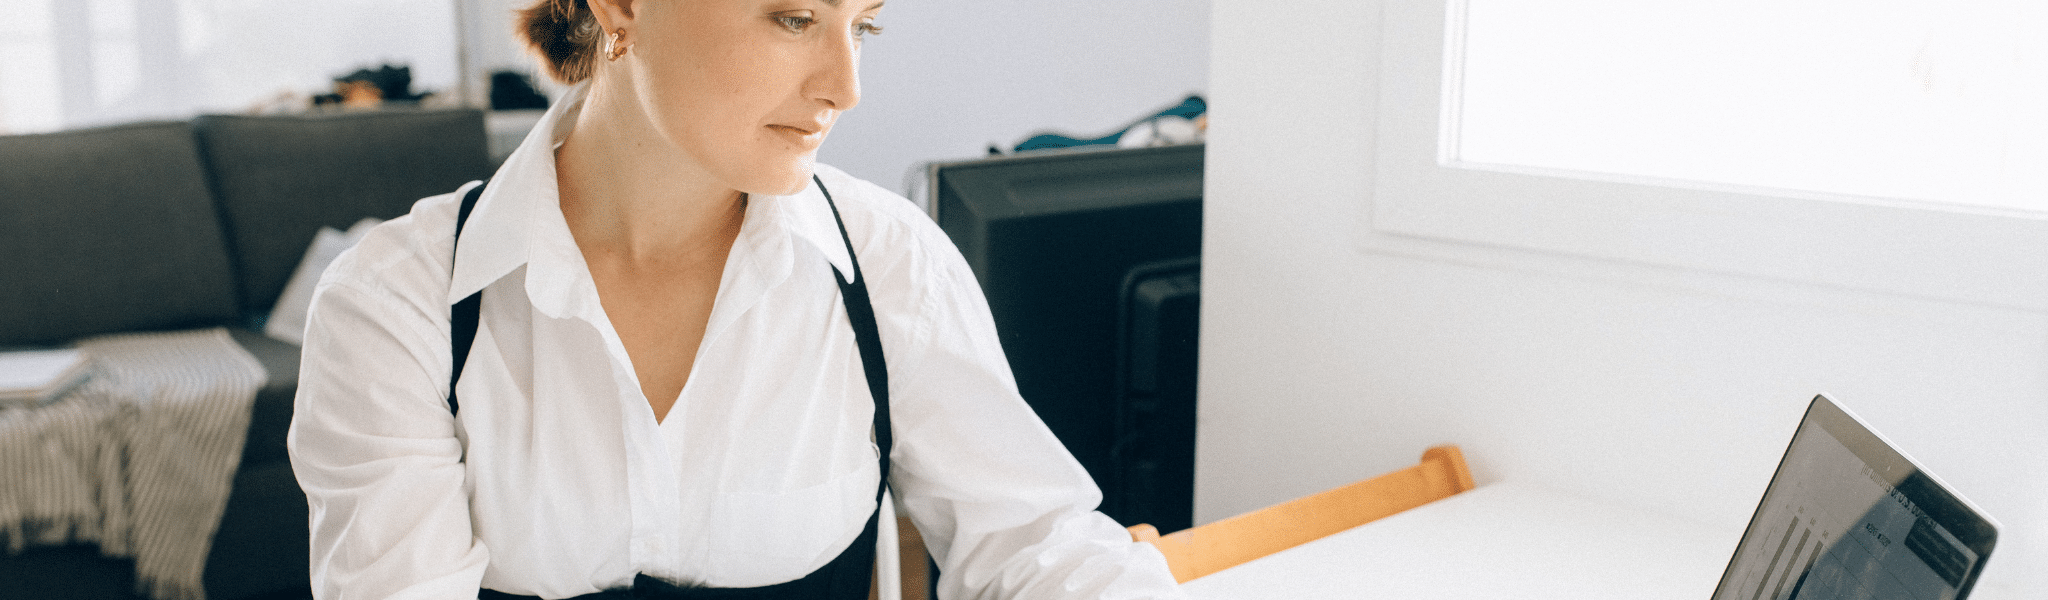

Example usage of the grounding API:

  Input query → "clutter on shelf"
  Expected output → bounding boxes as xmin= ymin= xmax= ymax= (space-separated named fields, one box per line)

xmin=1006 ymin=95 xmax=1207 ymax=154
xmin=490 ymin=70 xmax=551 ymax=111
xmin=312 ymin=63 xmax=434 ymax=109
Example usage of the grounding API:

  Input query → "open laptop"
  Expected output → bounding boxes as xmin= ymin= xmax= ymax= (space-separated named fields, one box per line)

xmin=1711 ymin=395 xmax=2000 ymax=600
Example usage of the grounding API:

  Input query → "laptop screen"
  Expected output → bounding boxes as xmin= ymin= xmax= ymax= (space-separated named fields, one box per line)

xmin=1711 ymin=395 xmax=1998 ymax=600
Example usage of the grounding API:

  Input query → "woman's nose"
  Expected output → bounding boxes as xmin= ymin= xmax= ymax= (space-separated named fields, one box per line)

xmin=807 ymin=28 xmax=862 ymax=111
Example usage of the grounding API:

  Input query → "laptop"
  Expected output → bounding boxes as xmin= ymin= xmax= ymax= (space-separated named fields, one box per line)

xmin=1711 ymin=395 xmax=2000 ymax=600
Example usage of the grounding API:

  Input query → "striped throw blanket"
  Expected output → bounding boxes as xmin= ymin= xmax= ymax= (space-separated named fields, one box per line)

xmin=0 ymin=327 xmax=265 ymax=600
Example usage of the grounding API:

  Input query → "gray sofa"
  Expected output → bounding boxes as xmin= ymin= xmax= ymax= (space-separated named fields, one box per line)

xmin=0 ymin=109 xmax=495 ymax=600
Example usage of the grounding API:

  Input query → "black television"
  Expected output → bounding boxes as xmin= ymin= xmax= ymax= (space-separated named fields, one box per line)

xmin=927 ymin=144 xmax=1202 ymax=534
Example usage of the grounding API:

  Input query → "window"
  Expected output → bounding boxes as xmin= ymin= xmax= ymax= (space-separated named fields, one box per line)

xmin=0 ymin=0 xmax=460 ymax=134
xmin=1457 ymin=0 xmax=2047 ymax=214
xmin=0 ymin=1 xmax=61 ymax=133
xmin=1368 ymin=0 xmax=2048 ymax=310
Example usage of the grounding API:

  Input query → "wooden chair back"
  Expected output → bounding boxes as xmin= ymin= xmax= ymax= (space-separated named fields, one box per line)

xmin=1128 ymin=445 xmax=1476 ymax=583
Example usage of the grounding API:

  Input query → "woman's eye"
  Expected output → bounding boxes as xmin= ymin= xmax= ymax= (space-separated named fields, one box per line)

xmin=855 ymin=22 xmax=884 ymax=39
xmin=775 ymin=15 xmax=815 ymax=33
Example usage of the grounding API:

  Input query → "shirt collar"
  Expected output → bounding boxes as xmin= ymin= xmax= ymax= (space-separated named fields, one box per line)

xmin=772 ymin=172 xmax=858 ymax=282
xmin=448 ymin=81 xmax=621 ymax=323
xmin=446 ymin=81 xmax=859 ymax=317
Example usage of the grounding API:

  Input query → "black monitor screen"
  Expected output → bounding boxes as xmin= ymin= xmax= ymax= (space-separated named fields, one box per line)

xmin=929 ymin=145 xmax=1203 ymax=532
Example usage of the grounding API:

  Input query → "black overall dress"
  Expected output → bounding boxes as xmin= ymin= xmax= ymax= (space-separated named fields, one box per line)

xmin=446 ymin=176 xmax=894 ymax=600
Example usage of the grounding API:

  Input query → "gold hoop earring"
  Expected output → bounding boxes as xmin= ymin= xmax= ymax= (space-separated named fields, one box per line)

xmin=605 ymin=29 xmax=629 ymax=61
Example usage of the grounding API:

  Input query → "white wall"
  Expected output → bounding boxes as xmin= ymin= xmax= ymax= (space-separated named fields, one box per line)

xmin=818 ymin=0 xmax=1211 ymax=197
xmin=456 ymin=0 xmax=559 ymax=106
xmin=1202 ymin=0 xmax=2044 ymax=596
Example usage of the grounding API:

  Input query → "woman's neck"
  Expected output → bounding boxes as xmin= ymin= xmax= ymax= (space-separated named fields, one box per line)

xmin=554 ymin=81 xmax=747 ymax=267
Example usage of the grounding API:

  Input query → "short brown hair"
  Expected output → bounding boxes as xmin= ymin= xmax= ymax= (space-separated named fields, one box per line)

xmin=518 ymin=0 xmax=602 ymax=84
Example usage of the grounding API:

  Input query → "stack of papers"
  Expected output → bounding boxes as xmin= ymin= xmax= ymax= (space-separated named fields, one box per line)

xmin=0 ymin=349 xmax=93 ymax=408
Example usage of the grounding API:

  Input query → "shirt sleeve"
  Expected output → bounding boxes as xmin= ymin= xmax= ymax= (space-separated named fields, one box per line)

xmin=877 ymin=213 xmax=1187 ymax=600
xmin=287 ymin=242 xmax=490 ymax=600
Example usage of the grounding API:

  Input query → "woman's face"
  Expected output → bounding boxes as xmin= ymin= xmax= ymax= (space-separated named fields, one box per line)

xmin=621 ymin=0 xmax=883 ymax=196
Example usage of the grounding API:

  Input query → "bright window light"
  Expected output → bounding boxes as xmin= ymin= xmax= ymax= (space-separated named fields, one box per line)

xmin=0 ymin=0 xmax=458 ymax=134
xmin=0 ymin=0 xmax=60 ymax=134
xmin=1455 ymin=0 xmax=2048 ymax=214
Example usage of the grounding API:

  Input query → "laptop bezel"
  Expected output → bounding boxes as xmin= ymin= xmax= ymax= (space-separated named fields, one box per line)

xmin=1710 ymin=394 xmax=1999 ymax=599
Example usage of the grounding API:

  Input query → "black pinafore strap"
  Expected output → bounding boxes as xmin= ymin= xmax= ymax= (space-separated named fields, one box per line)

xmin=453 ymin=176 xmax=893 ymax=599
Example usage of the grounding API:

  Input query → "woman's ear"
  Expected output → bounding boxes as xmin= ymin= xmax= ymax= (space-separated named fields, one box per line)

xmin=587 ymin=0 xmax=638 ymax=34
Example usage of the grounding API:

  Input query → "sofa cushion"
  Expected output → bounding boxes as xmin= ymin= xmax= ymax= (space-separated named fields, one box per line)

xmin=212 ymin=329 xmax=306 ymax=600
xmin=225 ymin=327 xmax=300 ymax=470
xmin=203 ymin=460 xmax=308 ymax=600
xmin=0 ymin=121 xmax=240 ymax=346
xmin=0 ymin=543 xmax=143 ymax=600
xmin=195 ymin=109 xmax=493 ymax=317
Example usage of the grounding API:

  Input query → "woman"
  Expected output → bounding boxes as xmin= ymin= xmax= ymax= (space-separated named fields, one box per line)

xmin=286 ymin=0 xmax=1185 ymax=598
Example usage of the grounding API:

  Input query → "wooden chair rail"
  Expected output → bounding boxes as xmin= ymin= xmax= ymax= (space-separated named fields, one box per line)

xmin=1130 ymin=445 xmax=1476 ymax=583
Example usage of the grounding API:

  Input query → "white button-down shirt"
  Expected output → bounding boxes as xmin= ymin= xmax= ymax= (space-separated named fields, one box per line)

xmin=288 ymin=82 xmax=1183 ymax=600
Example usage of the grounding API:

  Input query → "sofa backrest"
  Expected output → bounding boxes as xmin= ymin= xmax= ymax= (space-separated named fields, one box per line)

xmin=194 ymin=109 xmax=493 ymax=319
xmin=0 ymin=121 xmax=242 ymax=346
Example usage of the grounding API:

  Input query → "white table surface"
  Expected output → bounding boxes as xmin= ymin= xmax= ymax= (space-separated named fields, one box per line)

xmin=1180 ymin=481 xmax=1738 ymax=599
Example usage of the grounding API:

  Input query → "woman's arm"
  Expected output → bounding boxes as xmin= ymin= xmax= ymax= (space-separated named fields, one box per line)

xmin=288 ymin=230 xmax=490 ymax=600
xmin=871 ymin=200 xmax=1185 ymax=600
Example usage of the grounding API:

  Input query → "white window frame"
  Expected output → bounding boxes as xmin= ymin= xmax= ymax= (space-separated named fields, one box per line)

xmin=1365 ymin=0 xmax=2048 ymax=312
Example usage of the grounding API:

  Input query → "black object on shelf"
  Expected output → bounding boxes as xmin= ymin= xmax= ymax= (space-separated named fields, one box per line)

xmin=490 ymin=70 xmax=550 ymax=111
xmin=314 ymin=63 xmax=430 ymax=107
xmin=1114 ymin=257 xmax=1200 ymax=534
xmin=930 ymin=144 xmax=1203 ymax=531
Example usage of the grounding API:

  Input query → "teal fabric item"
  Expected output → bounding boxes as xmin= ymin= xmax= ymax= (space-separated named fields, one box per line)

xmin=1011 ymin=95 xmax=1207 ymax=153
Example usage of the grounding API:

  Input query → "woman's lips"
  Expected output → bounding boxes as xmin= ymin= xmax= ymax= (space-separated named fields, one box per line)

xmin=768 ymin=124 xmax=824 ymax=147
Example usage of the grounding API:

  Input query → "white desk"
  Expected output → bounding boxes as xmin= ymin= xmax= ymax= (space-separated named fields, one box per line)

xmin=1181 ymin=481 xmax=1736 ymax=599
